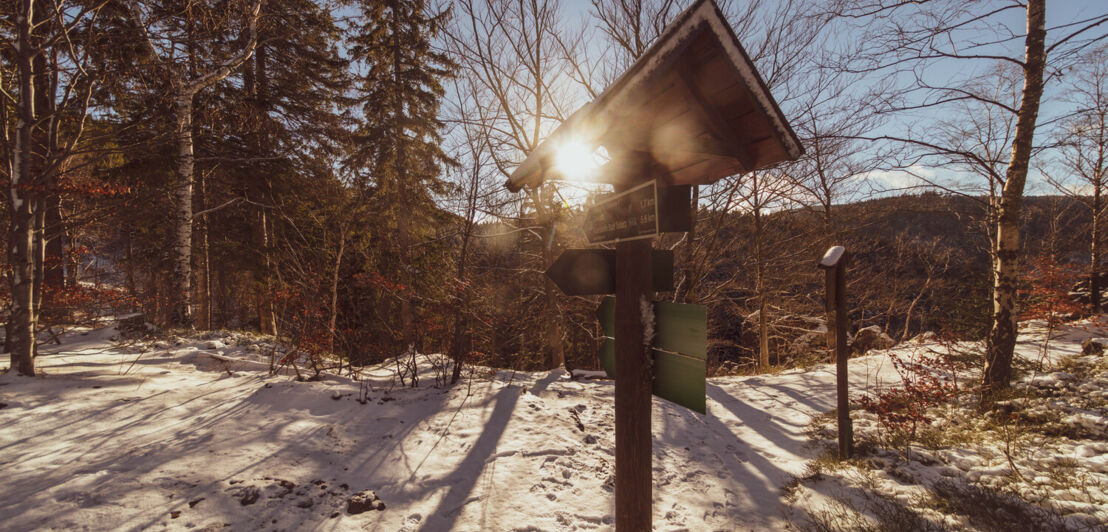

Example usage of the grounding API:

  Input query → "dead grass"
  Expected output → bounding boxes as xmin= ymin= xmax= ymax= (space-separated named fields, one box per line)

xmin=929 ymin=480 xmax=1081 ymax=532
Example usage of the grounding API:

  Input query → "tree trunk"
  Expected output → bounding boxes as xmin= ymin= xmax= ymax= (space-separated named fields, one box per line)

xmin=1091 ymin=185 xmax=1102 ymax=313
xmin=542 ymin=218 xmax=565 ymax=370
xmin=31 ymin=41 xmax=50 ymax=332
xmin=983 ymin=0 xmax=1046 ymax=392
xmin=65 ymin=232 xmax=77 ymax=288
xmin=197 ymin=172 xmax=211 ymax=330
xmin=258 ymin=210 xmax=277 ymax=335
xmin=328 ymin=225 xmax=346 ymax=356
xmin=44 ymin=195 xmax=64 ymax=290
xmin=168 ymin=91 xmax=195 ymax=329
xmin=8 ymin=0 xmax=38 ymax=375
xmin=398 ymin=198 xmax=414 ymax=352
xmin=248 ymin=44 xmax=278 ymax=337
xmin=124 ymin=230 xmax=137 ymax=310
xmin=823 ymin=203 xmax=834 ymax=244
xmin=449 ymin=220 xmax=474 ymax=384
xmin=32 ymin=195 xmax=44 ymax=357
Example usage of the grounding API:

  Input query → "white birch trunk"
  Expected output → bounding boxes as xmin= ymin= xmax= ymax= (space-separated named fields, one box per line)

xmin=984 ymin=0 xmax=1046 ymax=390
xmin=169 ymin=93 xmax=195 ymax=328
xmin=8 ymin=0 xmax=38 ymax=375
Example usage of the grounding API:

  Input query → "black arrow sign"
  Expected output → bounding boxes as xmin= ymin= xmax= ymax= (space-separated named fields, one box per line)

xmin=546 ymin=248 xmax=674 ymax=296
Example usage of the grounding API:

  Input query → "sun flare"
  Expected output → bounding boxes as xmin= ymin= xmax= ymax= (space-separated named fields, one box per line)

xmin=554 ymin=139 xmax=607 ymax=180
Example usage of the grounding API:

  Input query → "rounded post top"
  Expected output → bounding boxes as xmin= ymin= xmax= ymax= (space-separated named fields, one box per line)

xmin=818 ymin=246 xmax=846 ymax=269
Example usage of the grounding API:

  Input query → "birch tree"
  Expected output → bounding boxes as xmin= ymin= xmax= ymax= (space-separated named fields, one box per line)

xmin=832 ymin=0 xmax=1108 ymax=391
xmin=124 ymin=0 xmax=262 ymax=328
xmin=2 ymin=0 xmax=105 ymax=375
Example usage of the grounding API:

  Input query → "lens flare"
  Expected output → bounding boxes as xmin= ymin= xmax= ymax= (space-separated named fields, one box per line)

xmin=554 ymin=139 xmax=604 ymax=180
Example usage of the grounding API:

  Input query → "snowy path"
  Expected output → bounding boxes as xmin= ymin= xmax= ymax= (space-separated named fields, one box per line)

xmin=0 ymin=322 xmax=1097 ymax=531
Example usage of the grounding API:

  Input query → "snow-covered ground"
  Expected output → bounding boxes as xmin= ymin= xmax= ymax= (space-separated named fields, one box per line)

xmin=791 ymin=321 xmax=1108 ymax=531
xmin=1 ymin=320 xmax=1105 ymax=531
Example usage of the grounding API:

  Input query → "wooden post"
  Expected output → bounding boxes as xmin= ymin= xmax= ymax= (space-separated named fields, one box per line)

xmin=819 ymin=246 xmax=852 ymax=460
xmin=614 ymin=176 xmax=654 ymax=530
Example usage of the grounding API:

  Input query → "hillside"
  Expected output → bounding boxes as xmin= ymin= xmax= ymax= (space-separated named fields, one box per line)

xmin=491 ymin=193 xmax=1098 ymax=372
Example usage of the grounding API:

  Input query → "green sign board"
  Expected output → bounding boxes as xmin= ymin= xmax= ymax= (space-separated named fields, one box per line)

xmin=597 ymin=297 xmax=707 ymax=414
xmin=597 ymin=296 xmax=615 ymax=337
xmin=654 ymin=301 xmax=707 ymax=358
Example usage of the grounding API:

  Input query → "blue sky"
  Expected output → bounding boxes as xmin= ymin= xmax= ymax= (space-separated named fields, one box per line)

xmin=551 ymin=1 xmax=1107 ymax=197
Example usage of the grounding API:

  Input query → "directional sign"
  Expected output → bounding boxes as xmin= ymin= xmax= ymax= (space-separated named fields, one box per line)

xmin=585 ymin=181 xmax=657 ymax=244
xmin=653 ymin=301 xmax=707 ymax=414
xmin=597 ymin=297 xmax=707 ymax=413
xmin=654 ymin=301 xmax=707 ymax=358
xmin=547 ymin=249 xmax=674 ymax=296
xmin=584 ymin=181 xmax=692 ymax=245
xmin=596 ymin=296 xmax=615 ymax=336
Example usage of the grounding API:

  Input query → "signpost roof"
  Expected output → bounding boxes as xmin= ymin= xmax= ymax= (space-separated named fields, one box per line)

xmin=505 ymin=0 xmax=803 ymax=192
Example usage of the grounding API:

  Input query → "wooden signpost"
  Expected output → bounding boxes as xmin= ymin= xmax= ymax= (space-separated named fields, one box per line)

xmin=819 ymin=245 xmax=853 ymax=460
xmin=505 ymin=1 xmax=804 ymax=527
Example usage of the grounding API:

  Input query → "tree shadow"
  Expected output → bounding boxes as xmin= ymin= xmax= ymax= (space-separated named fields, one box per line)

xmin=412 ymin=370 xmax=561 ymax=532
xmin=644 ymin=382 xmax=824 ymax=529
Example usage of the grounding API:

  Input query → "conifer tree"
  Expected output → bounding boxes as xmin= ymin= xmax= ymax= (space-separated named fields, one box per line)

xmin=347 ymin=0 xmax=456 ymax=361
xmin=200 ymin=0 xmax=352 ymax=331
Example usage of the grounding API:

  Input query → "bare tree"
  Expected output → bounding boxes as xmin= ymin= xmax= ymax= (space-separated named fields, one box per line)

xmin=732 ymin=169 xmax=799 ymax=370
xmin=831 ymin=0 xmax=1108 ymax=391
xmin=443 ymin=75 xmax=502 ymax=383
xmin=446 ymin=0 xmax=580 ymax=370
xmin=1043 ymin=45 xmax=1108 ymax=312
xmin=2 ymin=0 xmax=106 ymax=375
xmin=589 ymin=0 xmax=679 ymax=71
xmin=788 ymin=59 xmax=877 ymax=243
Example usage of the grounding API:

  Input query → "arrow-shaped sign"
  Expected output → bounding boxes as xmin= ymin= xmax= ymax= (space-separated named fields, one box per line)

xmin=546 ymin=249 xmax=674 ymax=296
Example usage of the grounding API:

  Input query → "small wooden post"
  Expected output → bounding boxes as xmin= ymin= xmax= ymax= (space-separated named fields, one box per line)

xmin=819 ymin=246 xmax=852 ymax=460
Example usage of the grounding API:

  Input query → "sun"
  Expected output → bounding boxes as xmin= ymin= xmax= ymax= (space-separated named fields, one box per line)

xmin=554 ymin=139 xmax=607 ymax=180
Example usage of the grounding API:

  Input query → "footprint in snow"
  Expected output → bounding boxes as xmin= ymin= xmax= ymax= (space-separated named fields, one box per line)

xmin=398 ymin=513 xmax=423 ymax=532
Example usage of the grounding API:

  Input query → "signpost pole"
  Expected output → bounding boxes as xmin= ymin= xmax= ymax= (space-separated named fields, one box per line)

xmin=614 ymin=178 xmax=653 ymax=531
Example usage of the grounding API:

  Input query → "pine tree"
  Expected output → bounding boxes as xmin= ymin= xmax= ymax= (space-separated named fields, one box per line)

xmin=347 ymin=0 xmax=456 ymax=360
xmin=196 ymin=0 xmax=352 ymax=332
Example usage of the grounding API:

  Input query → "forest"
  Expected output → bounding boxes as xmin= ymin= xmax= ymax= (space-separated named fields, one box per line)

xmin=2 ymin=0 xmax=1108 ymax=391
